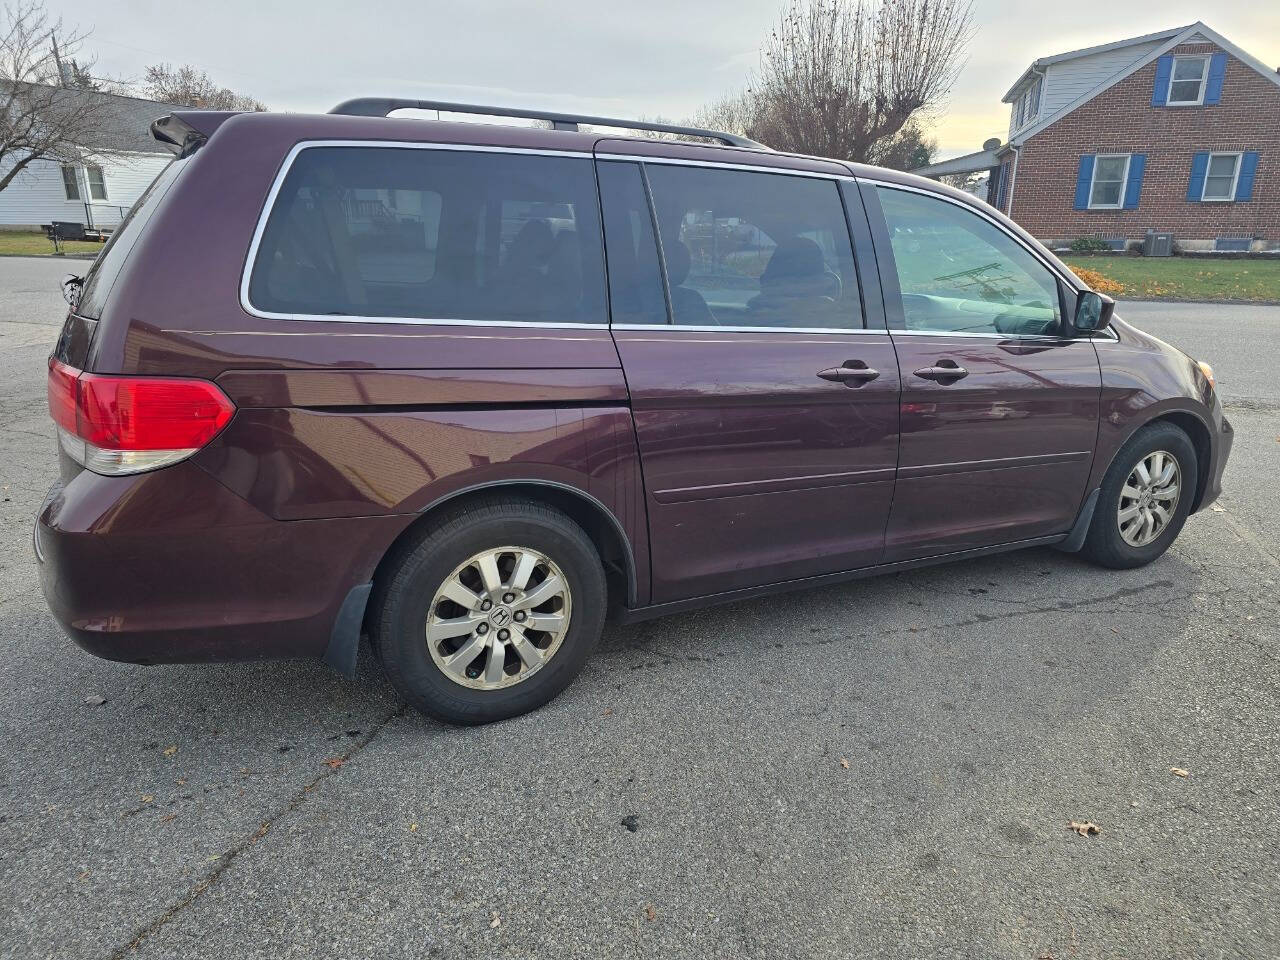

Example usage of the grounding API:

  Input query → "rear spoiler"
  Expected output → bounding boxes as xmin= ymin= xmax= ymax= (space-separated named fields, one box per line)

xmin=150 ymin=111 xmax=241 ymax=158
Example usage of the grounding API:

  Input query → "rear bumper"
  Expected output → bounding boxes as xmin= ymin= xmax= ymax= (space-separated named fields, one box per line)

xmin=35 ymin=462 xmax=404 ymax=665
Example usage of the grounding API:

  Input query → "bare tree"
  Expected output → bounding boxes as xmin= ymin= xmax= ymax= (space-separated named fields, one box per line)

xmin=699 ymin=0 xmax=973 ymax=163
xmin=143 ymin=63 xmax=266 ymax=111
xmin=0 ymin=1 xmax=124 ymax=195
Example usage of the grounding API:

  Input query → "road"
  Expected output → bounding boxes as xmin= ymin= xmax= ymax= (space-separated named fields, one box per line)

xmin=1 ymin=256 xmax=1277 ymax=960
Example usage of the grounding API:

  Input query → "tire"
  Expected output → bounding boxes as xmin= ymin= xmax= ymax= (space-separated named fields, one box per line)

xmin=370 ymin=497 xmax=607 ymax=725
xmin=1080 ymin=421 xmax=1197 ymax=569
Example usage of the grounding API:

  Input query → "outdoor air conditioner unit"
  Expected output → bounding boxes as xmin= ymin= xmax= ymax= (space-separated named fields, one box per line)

xmin=1144 ymin=229 xmax=1173 ymax=257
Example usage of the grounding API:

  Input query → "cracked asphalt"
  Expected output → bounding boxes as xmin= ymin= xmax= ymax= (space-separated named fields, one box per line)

xmin=1 ymin=257 xmax=1278 ymax=959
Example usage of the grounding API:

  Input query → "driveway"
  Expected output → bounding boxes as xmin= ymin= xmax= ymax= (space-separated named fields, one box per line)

xmin=1 ymin=257 xmax=1277 ymax=959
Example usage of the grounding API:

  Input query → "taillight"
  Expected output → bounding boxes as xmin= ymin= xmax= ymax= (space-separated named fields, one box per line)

xmin=47 ymin=358 xmax=235 ymax=475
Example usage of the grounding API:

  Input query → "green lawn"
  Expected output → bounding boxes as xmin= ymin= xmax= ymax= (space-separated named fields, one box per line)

xmin=1063 ymin=255 xmax=1280 ymax=302
xmin=0 ymin=230 xmax=103 ymax=257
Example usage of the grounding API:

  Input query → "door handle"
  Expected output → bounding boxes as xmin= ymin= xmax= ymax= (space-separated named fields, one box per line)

xmin=818 ymin=363 xmax=880 ymax=386
xmin=913 ymin=360 xmax=969 ymax=383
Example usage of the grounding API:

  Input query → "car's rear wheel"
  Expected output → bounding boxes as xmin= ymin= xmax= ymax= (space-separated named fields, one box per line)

xmin=1081 ymin=421 xmax=1197 ymax=569
xmin=371 ymin=498 xmax=606 ymax=724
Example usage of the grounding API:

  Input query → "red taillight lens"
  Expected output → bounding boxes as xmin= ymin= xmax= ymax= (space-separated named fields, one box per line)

xmin=47 ymin=358 xmax=80 ymax=434
xmin=47 ymin=358 xmax=235 ymax=474
xmin=76 ymin=374 xmax=234 ymax=450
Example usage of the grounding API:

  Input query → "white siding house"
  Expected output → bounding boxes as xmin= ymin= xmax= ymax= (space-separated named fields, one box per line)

xmin=1003 ymin=27 xmax=1183 ymax=142
xmin=0 ymin=89 xmax=175 ymax=231
xmin=0 ymin=152 xmax=171 ymax=230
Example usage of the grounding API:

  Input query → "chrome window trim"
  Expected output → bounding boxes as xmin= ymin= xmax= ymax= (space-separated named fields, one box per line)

xmin=598 ymin=152 xmax=846 ymax=180
xmin=611 ymin=324 xmax=886 ymax=335
xmin=888 ymin=329 xmax=1068 ymax=342
xmin=240 ymin=139 xmax=603 ymax=329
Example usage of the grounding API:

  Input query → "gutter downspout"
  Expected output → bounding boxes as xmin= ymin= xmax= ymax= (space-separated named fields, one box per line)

xmin=1006 ymin=65 xmax=1045 ymax=219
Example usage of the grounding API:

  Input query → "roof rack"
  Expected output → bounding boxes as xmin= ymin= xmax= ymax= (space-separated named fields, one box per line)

xmin=328 ymin=98 xmax=768 ymax=150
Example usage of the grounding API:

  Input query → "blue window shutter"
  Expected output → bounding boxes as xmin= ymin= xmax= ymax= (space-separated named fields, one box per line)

xmin=1123 ymin=154 xmax=1146 ymax=209
xmin=1236 ymin=152 xmax=1259 ymax=201
xmin=1074 ymin=155 xmax=1095 ymax=209
xmin=1152 ymin=55 xmax=1173 ymax=106
xmin=1187 ymin=152 xmax=1209 ymax=202
xmin=1204 ymin=53 xmax=1227 ymax=104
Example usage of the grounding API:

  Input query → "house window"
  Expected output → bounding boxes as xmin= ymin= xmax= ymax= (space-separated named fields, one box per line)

xmin=86 ymin=166 xmax=107 ymax=201
xmin=1202 ymin=152 xmax=1241 ymax=201
xmin=1168 ymin=56 xmax=1209 ymax=105
xmin=1089 ymin=154 xmax=1131 ymax=209
xmin=61 ymin=165 xmax=81 ymax=201
xmin=1012 ymin=77 xmax=1041 ymax=130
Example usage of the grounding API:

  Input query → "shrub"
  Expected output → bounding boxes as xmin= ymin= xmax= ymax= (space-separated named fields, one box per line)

xmin=1070 ymin=235 xmax=1112 ymax=253
xmin=1072 ymin=266 xmax=1124 ymax=296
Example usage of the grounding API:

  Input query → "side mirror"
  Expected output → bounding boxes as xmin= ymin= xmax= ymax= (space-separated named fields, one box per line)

xmin=1073 ymin=290 xmax=1114 ymax=333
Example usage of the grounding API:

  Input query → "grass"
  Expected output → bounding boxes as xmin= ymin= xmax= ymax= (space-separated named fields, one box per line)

xmin=1063 ymin=254 xmax=1280 ymax=302
xmin=0 ymin=230 xmax=103 ymax=257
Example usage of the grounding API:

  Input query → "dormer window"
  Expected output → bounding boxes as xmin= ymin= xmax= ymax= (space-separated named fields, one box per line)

xmin=1014 ymin=77 xmax=1042 ymax=129
xmin=1168 ymin=56 xmax=1209 ymax=105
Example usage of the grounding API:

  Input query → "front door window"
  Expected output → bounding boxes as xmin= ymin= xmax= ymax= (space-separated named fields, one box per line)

xmin=876 ymin=186 xmax=1062 ymax=337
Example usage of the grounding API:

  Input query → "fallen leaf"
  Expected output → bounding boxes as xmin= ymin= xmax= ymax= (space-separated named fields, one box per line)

xmin=602 ymin=708 xmax=614 ymax=716
xmin=1171 ymin=767 xmax=1190 ymax=778
xmin=1067 ymin=820 xmax=1100 ymax=836
xmin=140 ymin=795 xmax=154 ymax=804
xmin=175 ymin=778 xmax=186 ymax=786
xmin=1210 ymin=504 xmax=1226 ymax=513
xmin=325 ymin=756 xmax=346 ymax=770
xmin=83 ymin=694 xmax=106 ymax=706
xmin=645 ymin=903 xmax=657 ymax=922
xmin=839 ymin=758 xmax=850 ymax=769
xmin=163 ymin=746 xmax=177 ymax=757
xmin=409 ymin=822 xmax=418 ymax=832
xmin=490 ymin=911 xmax=501 ymax=929
xmin=160 ymin=814 xmax=177 ymax=824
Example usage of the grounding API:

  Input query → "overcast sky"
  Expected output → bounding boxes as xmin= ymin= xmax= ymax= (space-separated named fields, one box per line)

xmin=54 ymin=0 xmax=1280 ymax=160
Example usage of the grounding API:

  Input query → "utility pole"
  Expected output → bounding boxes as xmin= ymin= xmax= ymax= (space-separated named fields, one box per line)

xmin=51 ymin=34 xmax=65 ymax=87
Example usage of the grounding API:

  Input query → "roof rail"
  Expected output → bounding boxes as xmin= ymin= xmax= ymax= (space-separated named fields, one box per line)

xmin=328 ymin=98 xmax=768 ymax=150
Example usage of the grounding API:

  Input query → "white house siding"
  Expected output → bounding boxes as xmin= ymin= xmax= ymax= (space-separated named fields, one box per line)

xmin=0 ymin=152 xmax=171 ymax=230
xmin=1007 ymin=40 xmax=1167 ymax=141
xmin=1040 ymin=40 xmax=1165 ymax=116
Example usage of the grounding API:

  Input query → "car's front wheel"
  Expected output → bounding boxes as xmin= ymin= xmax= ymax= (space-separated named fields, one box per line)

xmin=1081 ymin=421 xmax=1197 ymax=569
xmin=371 ymin=498 xmax=606 ymax=724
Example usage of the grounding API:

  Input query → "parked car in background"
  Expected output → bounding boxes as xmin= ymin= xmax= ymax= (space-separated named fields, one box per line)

xmin=37 ymin=101 xmax=1231 ymax=724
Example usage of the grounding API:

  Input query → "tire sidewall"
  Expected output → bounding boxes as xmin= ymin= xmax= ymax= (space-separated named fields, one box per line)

xmin=1089 ymin=423 xmax=1198 ymax=567
xmin=377 ymin=510 xmax=605 ymax=724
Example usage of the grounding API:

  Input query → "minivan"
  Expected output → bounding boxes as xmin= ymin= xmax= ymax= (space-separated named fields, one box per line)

xmin=37 ymin=100 xmax=1232 ymax=724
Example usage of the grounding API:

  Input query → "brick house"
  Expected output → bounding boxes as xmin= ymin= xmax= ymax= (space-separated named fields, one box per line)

xmin=917 ymin=23 xmax=1280 ymax=252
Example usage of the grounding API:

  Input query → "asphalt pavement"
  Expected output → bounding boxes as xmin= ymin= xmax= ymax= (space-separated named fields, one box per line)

xmin=1 ymin=256 xmax=1277 ymax=959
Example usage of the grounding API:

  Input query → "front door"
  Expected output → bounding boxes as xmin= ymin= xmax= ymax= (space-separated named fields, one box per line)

xmin=597 ymin=158 xmax=900 ymax=603
xmin=864 ymin=183 xmax=1101 ymax=563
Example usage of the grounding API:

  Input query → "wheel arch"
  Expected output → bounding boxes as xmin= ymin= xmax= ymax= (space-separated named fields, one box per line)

xmin=1097 ymin=406 xmax=1213 ymax=514
xmin=368 ymin=479 xmax=639 ymax=613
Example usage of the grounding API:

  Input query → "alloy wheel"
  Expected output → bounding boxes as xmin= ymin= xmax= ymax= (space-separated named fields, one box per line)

xmin=425 ymin=546 xmax=572 ymax=690
xmin=1117 ymin=450 xmax=1181 ymax=547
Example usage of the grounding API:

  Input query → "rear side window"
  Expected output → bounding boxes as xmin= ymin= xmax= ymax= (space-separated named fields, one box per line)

xmin=248 ymin=146 xmax=606 ymax=325
xmin=643 ymin=164 xmax=861 ymax=329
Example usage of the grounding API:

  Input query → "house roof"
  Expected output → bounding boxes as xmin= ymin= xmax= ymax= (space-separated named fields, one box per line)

xmin=1 ymin=83 xmax=186 ymax=155
xmin=1007 ymin=22 xmax=1280 ymax=147
xmin=1000 ymin=25 xmax=1190 ymax=102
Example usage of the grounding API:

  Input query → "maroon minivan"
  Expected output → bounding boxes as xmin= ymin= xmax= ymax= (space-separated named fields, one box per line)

xmin=37 ymin=101 xmax=1232 ymax=724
